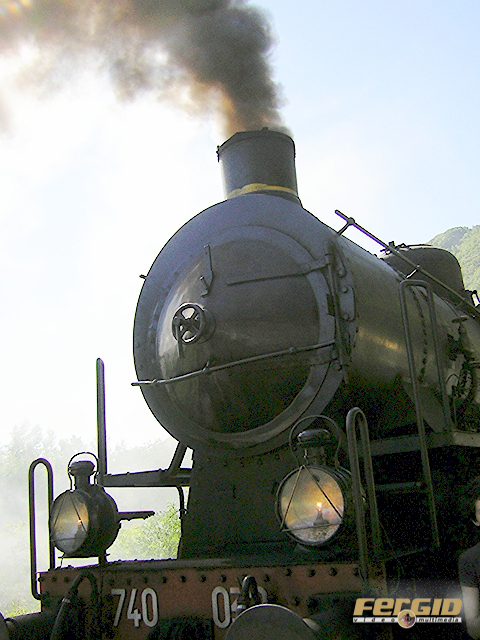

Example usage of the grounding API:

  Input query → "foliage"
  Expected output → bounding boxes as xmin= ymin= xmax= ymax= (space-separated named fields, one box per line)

xmin=429 ymin=225 xmax=480 ymax=293
xmin=0 ymin=521 xmax=39 ymax=617
xmin=110 ymin=503 xmax=181 ymax=561
xmin=4 ymin=601 xmax=39 ymax=618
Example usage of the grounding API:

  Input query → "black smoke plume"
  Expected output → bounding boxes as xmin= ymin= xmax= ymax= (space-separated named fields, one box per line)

xmin=0 ymin=0 xmax=285 ymax=136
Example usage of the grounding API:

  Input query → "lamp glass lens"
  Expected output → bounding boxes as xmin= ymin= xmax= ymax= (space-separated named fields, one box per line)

xmin=50 ymin=491 xmax=89 ymax=554
xmin=279 ymin=467 xmax=344 ymax=544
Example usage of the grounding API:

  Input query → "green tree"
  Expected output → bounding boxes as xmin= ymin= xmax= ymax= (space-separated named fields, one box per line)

xmin=110 ymin=503 xmax=181 ymax=560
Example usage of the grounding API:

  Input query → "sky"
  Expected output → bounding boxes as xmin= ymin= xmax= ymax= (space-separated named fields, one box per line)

xmin=1 ymin=0 xmax=479 ymax=455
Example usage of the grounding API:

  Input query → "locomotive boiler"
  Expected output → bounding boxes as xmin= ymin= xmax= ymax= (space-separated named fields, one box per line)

xmin=133 ymin=128 xmax=480 ymax=560
xmin=3 ymin=128 xmax=480 ymax=639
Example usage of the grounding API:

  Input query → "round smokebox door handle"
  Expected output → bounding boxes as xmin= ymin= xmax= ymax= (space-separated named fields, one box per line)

xmin=172 ymin=303 xmax=214 ymax=344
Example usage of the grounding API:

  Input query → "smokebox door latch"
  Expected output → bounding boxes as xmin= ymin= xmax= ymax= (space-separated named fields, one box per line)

xmin=200 ymin=245 xmax=214 ymax=296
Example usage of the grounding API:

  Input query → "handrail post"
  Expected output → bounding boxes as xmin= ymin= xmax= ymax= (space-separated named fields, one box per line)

xmin=346 ymin=408 xmax=382 ymax=585
xmin=97 ymin=358 xmax=107 ymax=487
xmin=29 ymin=458 xmax=54 ymax=600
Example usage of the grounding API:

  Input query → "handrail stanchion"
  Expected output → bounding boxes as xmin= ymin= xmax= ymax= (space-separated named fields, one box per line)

xmin=97 ymin=357 xmax=107 ymax=487
xmin=346 ymin=408 xmax=382 ymax=586
xmin=29 ymin=458 xmax=54 ymax=600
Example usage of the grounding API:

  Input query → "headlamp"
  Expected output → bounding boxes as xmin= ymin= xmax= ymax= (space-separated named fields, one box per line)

xmin=50 ymin=458 xmax=120 ymax=557
xmin=277 ymin=416 xmax=352 ymax=547
xmin=276 ymin=465 xmax=351 ymax=546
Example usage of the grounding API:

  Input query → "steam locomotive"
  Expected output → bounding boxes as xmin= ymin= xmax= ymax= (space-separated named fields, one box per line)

xmin=2 ymin=129 xmax=480 ymax=639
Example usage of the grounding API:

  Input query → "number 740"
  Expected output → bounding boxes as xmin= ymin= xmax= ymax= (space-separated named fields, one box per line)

xmin=111 ymin=588 xmax=159 ymax=628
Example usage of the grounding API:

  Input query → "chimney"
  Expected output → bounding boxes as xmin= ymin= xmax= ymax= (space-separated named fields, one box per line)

xmin=217 ymin=129 xmax=300 ymax=203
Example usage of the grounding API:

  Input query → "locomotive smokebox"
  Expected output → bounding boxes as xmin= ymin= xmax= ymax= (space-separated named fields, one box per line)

xmin=217 ymin=128 xmax=300 ymax=203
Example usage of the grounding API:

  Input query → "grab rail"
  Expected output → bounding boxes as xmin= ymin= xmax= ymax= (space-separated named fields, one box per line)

xmin=29 ymin=458 xmax=54 ymax=600
xmin=346 ymin=408 xmax=382 ymax=584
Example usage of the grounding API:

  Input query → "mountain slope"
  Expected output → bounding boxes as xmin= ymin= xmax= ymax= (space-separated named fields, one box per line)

xmin=429 ymin=225 xmax=480 ymax=293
